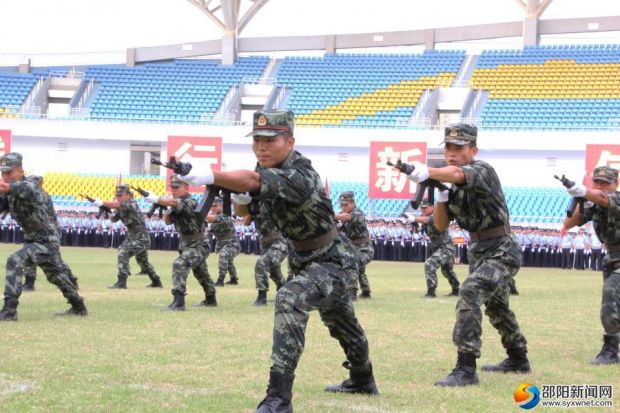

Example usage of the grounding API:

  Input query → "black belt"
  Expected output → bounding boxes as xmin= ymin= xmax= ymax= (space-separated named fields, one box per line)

xmin=607 ymin=244 xmax=620 ymax=253
xmin=181 ymin=233 xmax=203 ymax=242
xmin=349 ymin=237 xmax=369 ymax=246
xmin=261 ymin=232 xmax=283 ymax=246
xmin=470 ymin=224 xmax=511 ymax=242
xmin=292 ymin=227 xmax=337 ymax=252
xmin=127 ymin=224 xmax=146 ymax=233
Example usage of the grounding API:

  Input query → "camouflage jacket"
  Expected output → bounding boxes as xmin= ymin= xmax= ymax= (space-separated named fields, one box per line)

xmin=580 ymin=191 xmax=620 ymax=264
xmin=447 ymin=160 xmax=511 ymax=233
xmin=252 ymin=150 xmax=337 ymax=260
xmin=340 ymin=207 xmax=370 ymax=243
xmin=4 ymin=178 xmax=58 ymax=242
xmin=117 ymin=199 xmax=146 ymax=232
xmin=423 ymin=214 xmax=450 ymax=249
xmin=169 ymin=194 xmax=204 ymax=237
xmin=210 ymin=213 xmax=236 ymax=241
xmin=254 ymin=203 xmax=284 ymax=247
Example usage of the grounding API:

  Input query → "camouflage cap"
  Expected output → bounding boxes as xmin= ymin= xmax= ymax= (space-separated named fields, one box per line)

xmin=115 ymin=184 xmax=130 ymax=196
xmin=246 ymin=109 xmax=294 ymax=137
xmin=442 ymin=123 xmax=478 ymax=146
xmin=339 ymin=191 xmax=355 ymax=203
xmin=0 ymin=152 xmax=23 ymax=172
xmin=170 ymin=175 xmax=189 ymax=188
xmin=592 ymin=166 xmax=618 ymax=183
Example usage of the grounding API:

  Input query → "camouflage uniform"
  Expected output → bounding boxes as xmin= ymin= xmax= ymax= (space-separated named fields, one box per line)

xmin=447 ymin=159 xmax=527 ymax=358
xmin=254 ymin=205 xmax=287 ymax=292
xmin=423 ymin=214 xmax=459 ymax=293
xmin=168 ymin=193 xmax=215 ymax=298
xmin=211 ymin=213 xmax=241 ymax=284
xmin=0 ymin=159 xmax=85 ymax=318
xmin=337 ymin=194 xmax=373 ymax=296
xmin=577 ymin=166 xmax=620 ymax=362
xmin=115 ymin=196 xmax=161 ymax=286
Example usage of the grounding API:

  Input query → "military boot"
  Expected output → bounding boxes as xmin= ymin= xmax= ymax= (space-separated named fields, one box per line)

xmin=56 ymin=297 xmax=88 ymax=316
xmin=324 ymin=361 xmax=379 ymax=395
xmin=592 ymin=335 xmax=619 ymax=365
xmin=22 ymin=275 xmax=36 ymax=291
xmin=481 ymin=348 xmax=531 ymax=373
xmin=225 ymin=278 xmax=239 ymax=285
xmin=108 ymin=275 xmax=127 ymax=289
xmin=423 ymin=288 xmax=436 ymax=298
xmin=146 ymin=275 xmax=163 ymax=288
xmin=193 ymin=292 xmax=217 ymax=307
xmin=255 ymin=370 xmax=294 ymax=413
xmin=359 ymin=290 xmax=372 ymax=299
xmin=446 ymin=287 xmax=459 ymax=297
xmin=434 ymin=352 xmax=479 ymax=386
xmin=215 ymin=276 xmax=225 ymax=287
xmin=253 ymin=290 xmax=267 ymax=306
xmin=0 ymin=297 xmax=18 ymax=321
xmin=167 ymin=291 xmax=185 ymax=311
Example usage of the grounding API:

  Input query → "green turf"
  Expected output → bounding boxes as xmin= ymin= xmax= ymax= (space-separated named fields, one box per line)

xmin=0 ymin=244 xmax=617 ymax=412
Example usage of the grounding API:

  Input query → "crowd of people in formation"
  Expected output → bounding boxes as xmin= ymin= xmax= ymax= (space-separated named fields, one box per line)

xmin=0 ymin=112 xmax=618 ymax=413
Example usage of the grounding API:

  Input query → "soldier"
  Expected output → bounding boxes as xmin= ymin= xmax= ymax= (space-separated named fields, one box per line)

xmin=409 ymin=200 xmax=460 ymax=298
xmin=563 ymin=165 xmax=620 ymax=365
xmin=403 ymin=124 xmax=530 ymax=386
xmin=235 ymin=198 xmax=287 ymax=306
xmin=89 ymin=184 xmax=163 ymax=289
xmin=0 ymin=153 xmax=87 ymax=320
xmin=182 ymin=109 xmax=378 ymax=412
xmin=335 ymin=191 xmax=374 ymax=299
xmin=144 ymin=176 xmax=217 ymax=310
xmin=206 ymin=197 xmax=241 ymax=286
xmin=22 ymin=175 xmax=79 ymax=292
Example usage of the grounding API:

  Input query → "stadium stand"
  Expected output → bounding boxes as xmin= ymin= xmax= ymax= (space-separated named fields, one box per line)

xmin=0 ymin=73 xmax=38 ymax=116
xmin=470 ymin=44 xmax=620 ymax=129
xmin=276 ymin=51 xmax=465 ymax=127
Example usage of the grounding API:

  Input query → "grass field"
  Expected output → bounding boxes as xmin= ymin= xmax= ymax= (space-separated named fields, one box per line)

xmin=0 ymin=244 xmax=618 ymax=413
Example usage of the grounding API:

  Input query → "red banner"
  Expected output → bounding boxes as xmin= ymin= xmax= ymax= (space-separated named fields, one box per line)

xmin=0 ymin=130 xmax=11 ymax=157
xmin=166 ymin=136 xmax=222 ymax=192
xmin=368 ymin=141 xmax=427 ymax=199
xmin=585 ymin=144 xmax=620 ymax=186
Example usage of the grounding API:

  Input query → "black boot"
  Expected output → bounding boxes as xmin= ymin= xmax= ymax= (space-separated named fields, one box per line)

xmin=225 ymin=278 xmax=239 ymax=285
xmin=23 ymin=275 xmax=36 ymax=292
xmin=324 ymin=361 xmax=379 ymax=395
xmin=167 ymin=291 xmax=185 ymax=311
xmin=434 ymin=352 xmax=479 ymax=386
xmin=256 ymin=370 xmax=294 ymax=413
xmin=193 ymin=293 xmax=217 ymax=307
xmin=423 ymin=288 xmax=436 ymax=298
xmin=481 ymin=348 xmax=531 ymax=373
xmin=215 ymin=277 xmax=225 ymax=287
xmin=146 ymin=275 xmax=163 ymax=288
xmin=253 ymin=290 xmax=267 ymax=306
xmin=0 ymin=297 xmax=18 ymax=321
xmin=592 ymin=335 xmax=619 ymax=365
xmin=108 ymin=276 xmax=127 ymax=289
xmin=359 ymin=290 xmax=371 ymax=299
xmin=446 ymin=287 xmax=459 ymax=297
xmin=56 ymin=297 xmax=88 ymax=316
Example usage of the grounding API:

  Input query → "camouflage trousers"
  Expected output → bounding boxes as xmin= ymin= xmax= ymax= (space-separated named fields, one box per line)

xmin=453 ymin=235 xmax=527 ymax=358
xmin=271 ymin=238 xmax=369 ymax=374
xmin=216 ymin=240 xmax=240 ymax=282
xmin=601 ymin=266 xmax=620 ymax=337
xmin=425 ymin=242 xmax=459 ymax=291
xmin=3 ymin=241 xmax=81 ymax=303
xmin=118 ymin=232 xmax=158 ymax=280
xmin=255 ymin=238 xmax=287 ymax=291
xmin=353 ymin=242 xmax=374 ymax=294
xmin=171 ymin=241 xmax=214 ymax=297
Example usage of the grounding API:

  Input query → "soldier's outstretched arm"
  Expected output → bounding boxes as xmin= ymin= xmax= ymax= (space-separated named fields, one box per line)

xmin=434 ymin=203 xmax=450 ymax=232
xmin=183 ymin=163 xmax=261 ymax=193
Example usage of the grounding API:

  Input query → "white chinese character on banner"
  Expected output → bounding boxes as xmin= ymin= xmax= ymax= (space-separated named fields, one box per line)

xmin=374 ymin=147 xmax=422 ymax=193
xmin=173 ymin=141 xmax=219 ymax=169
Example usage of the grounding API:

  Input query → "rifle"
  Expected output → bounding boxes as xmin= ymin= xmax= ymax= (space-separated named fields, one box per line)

xmin=80 ymin=194 xmax=113 ymax=219
xmin=152 ymin=156 xmax=237 ymax=218
xmin=554 ymin=175 xmax=585 ymax=220
xmin=387 ymin=160 xmax=449 ymax=209
xmin=131 ymin=185 xmax=166 ymax=218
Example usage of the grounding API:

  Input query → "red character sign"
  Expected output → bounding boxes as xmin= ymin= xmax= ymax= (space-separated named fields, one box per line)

xmin=0 ymin=130 xmax=11 ymax=157
xmin=166 ymin=136 xmax=222 ymax=192
xmin=585 ymin=144 xmax=620 ymax=186
xmin=368 ymin=141 xmax=427 ymax=199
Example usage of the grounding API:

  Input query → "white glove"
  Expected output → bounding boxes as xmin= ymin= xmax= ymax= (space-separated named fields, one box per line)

xmin=231 ymin=192 xmax=252 ymax=205
xmin=91 ymin=199 xmax=103 ymax=207
xmin=145 ymin=193 xmax=159 ymax=203
xmin=435 ymin=183 xmax=452 ymax=203
xmin=406 ymin=161 xmax=429 ymax=183
xmin=163 ymin=207 xmax=172 ymax=215
xmin=567 ymin=184 xmax=586 ymax=198
xmin=183 ymin=164 xmax=214 ymax=186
